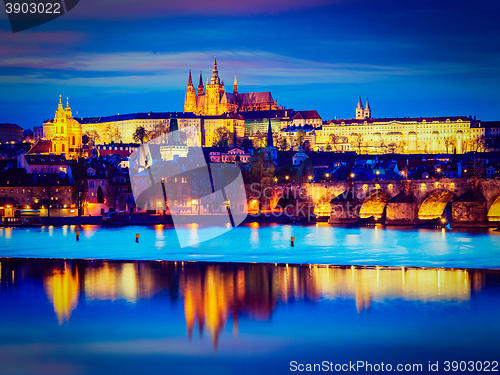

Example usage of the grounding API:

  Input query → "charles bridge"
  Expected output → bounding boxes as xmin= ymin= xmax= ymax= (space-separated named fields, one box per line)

xmin=271 ymin=178 xmax=500 ymax=227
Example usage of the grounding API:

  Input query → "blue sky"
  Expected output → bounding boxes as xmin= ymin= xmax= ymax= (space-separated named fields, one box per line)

xmin=0 ymin=0 xmax=499 ymax=129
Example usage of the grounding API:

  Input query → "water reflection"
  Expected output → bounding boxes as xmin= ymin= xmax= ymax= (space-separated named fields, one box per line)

xmin=0 ymin=259 xmax=498 ymax=349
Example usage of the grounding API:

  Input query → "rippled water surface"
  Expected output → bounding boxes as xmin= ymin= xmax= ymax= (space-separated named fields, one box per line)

xmin=1 ymin=224 xmax=500 ymax=268
xmin=0 ymin=259 xmax=499 ymax=375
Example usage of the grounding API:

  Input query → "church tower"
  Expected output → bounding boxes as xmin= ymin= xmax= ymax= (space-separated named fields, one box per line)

xmin=184 ymin=70 xmax=197 ymax=113
xmin=233 ymin=72 xmax=238 ymax=95
xmin=356 ymin=97 xmax=364 ymax=119
xmin=50 ymin=96 xmax=82 ymax=158
xmin=363 ymin=98 xmax=371 ymax=119
xmin=205 ymin=57 xmax=225 ymax=116
xmin=197 ymin=71 xmax=205 ymax=96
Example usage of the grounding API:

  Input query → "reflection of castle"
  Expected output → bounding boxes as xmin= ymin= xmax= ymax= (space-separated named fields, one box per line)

xmin=184 ymin=58 xmax=278 ymax=116
xmin=44 ymin=262 xmax=80 ymax=325
xmin=12 ymin=259 xmax=483 ymax=346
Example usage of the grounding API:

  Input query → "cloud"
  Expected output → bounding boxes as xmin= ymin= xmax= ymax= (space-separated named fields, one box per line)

xmin=0 ymin=50 xmax=495 ymax=93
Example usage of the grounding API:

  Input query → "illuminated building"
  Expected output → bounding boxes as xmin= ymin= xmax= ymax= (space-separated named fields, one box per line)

xmin=0 ymin=123 xmax=23 ymax=142
xmin=315 ymin=100 xmax=485 ymax=154
xmin=42 ymin=96 xmax=83 ymax=159
xmin=78 ymin=112 xmax=201 ymax=145
xmin=184 ymin=58 xmax=278 ymax=116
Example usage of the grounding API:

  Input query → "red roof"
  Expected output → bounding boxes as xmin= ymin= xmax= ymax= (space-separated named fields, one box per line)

xmin=292 ymin=110 xmax=322 ymax=120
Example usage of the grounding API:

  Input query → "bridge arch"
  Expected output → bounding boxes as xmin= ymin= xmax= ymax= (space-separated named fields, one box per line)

xmin=418 ymin=189 xmax=455 ymax=220
xmin=359 ymin=189 xmax=392 ymax=219
xmin=313 ymin=190 xmax=343 ymax=217
xmin=487 ymin=191 xmax=500 ymax=222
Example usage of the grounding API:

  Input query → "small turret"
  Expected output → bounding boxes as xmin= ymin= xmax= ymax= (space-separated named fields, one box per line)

xmin=197 ymin=71 xmax=205 ymax=96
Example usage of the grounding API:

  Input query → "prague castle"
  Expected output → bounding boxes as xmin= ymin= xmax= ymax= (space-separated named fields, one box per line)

xmin=184 ymin=57 xmax=278 ymax=116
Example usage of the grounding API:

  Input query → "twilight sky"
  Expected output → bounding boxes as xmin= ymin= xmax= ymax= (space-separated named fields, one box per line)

xmin=0 ymin=0 xmax=499 ymax=129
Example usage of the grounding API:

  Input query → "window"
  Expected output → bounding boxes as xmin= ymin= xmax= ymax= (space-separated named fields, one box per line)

xmin=181 ymin=177 xmax=188 ymax=183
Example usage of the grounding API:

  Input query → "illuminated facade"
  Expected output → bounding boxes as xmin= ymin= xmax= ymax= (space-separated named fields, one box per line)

xmin=43 ymin=96 xmax=83 ymax=159
xmin=315 ymin=115 xmax=485 ymax=154
xmin=184 ymin=58 xmax=278 ymax=116
xmin=78 ymin=113 xmax=201 ymax=145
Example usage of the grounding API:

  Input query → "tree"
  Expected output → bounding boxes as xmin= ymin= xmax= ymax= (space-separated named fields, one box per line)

xmin=295 ymin=129 xmax=306 ymax=149
xmin=106 ymin=180 xmax=122 ymax=212
xmin=276 ymin=135 xmax=289 ymax=151
xmin=350 ymin=133 xmax=363 ymax=154
xmin=387 ymin=142 xmax=397 ymax=154
xmin=70 ymin=158 xmax=88 ymax=216
xmin=82 ymin=134 xmax=90 ymax=145
xmin=295 ymin=158 xmax=314 ymax=183
xmin=133 ymin=126 xmax=147 ymax=144
xmin=328 ymin=133 xmax=341 ymax=152
xmin=103 ymin=124 xmax=120 ymax=143
xmin=212 ymin=127 xmax=232 ymax=148
xmin=84 ymin=130 xmax=100 ymax=145
xmin=240 ymin=137 xmax=253 ymax=151
xmin=247 ymin=150 xmax=275 ymax=214
xmin=32 ymin=179 xmax=65 ymax=218
xmin=444 ymin=136 xmax=456 ymax=154
xmin=252 ymin=131 xmax=266 ymax=149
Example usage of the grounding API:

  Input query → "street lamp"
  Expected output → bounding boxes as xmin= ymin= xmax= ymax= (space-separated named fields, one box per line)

xmin=308 ymin=176 xmax=313 ymax=181
xmin=285 ymin=175 xmax=289 ymax=181
xmin=375 ymin=170 xmax=379 ymax=181
xmin=350 ymin=173 xmax=355 ymax=178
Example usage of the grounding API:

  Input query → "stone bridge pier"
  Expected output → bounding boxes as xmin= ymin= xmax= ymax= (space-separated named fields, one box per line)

xmin=288 ymin=178 xmax=500 ymax=227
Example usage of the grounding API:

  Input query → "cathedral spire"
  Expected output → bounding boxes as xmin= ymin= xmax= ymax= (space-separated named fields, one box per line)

xmin=365 ymin=97 xmax=370 ymax=110
xmin=267 ymin=104 xmax=273 ymax=148
xmin=211 ymin=56 xmax=220 ymax=84
xmin=357 ymin=96 xmax=364 ymax=110
xmin=58 ymin=95 xmax=63 ymax=110
xmin=233 ymin=72 xmax=238 ymax=95
xmin=187 ymin=70 xmax=194 ymax=87
xmin=66 ymin=97 xmax=70 ymax=109
xmin=197 ymin=71 xmax=205 ymax=96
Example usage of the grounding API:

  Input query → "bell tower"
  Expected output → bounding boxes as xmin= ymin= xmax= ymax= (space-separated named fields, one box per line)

xmin=356 ymin=97 xmax=364 ymax=119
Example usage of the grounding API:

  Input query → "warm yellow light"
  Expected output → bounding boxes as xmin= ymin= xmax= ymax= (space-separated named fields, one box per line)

xmin=375 ymin=170 xmax=379 ymax=175
xmin=464 ymin=169 xmax=467 ymax=173
xmin=325 ymin=173 xmax=330 ymax=178
xmin=350 ymin=173 xmax=355 ymax=178
xmin=285 ymin=176 xmax=289 ymax=180
xmin=308 ymin=176 xmax=313 ymax=180
xmin=192 ymin=200 xmax=196 ymax=204
xmin=437 ymin=168 xmax=441 ymax=173
xmin=274 ymin=177 xmax=278 ymax=182
xmin=441 ymin=218 xmax=446 ymax=223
